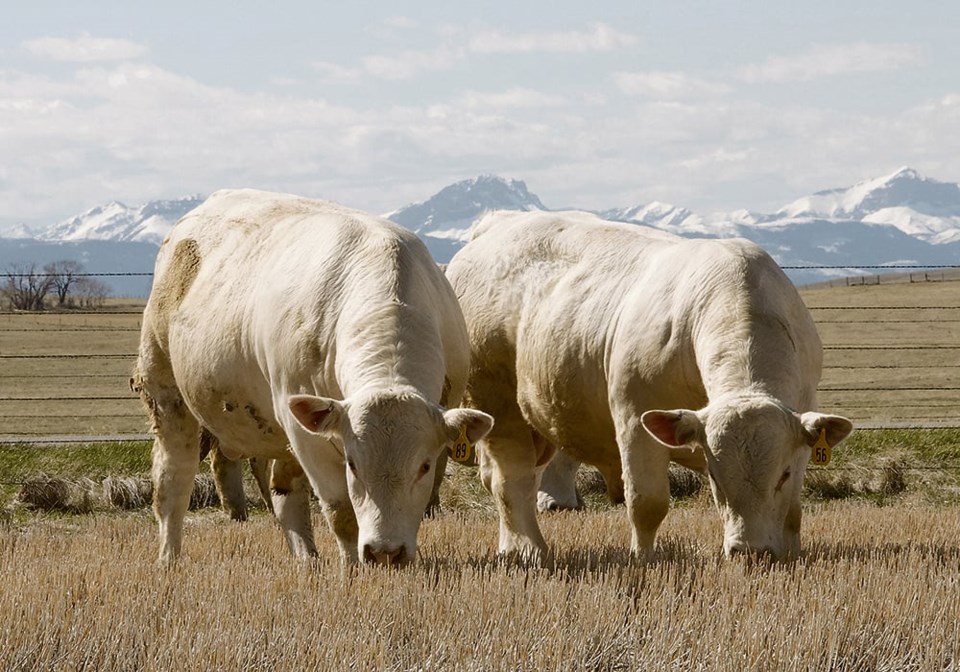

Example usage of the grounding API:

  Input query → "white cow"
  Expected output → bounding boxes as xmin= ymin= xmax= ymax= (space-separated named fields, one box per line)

xmin=135 ymin=189 xmax=493 ymax=566
xmin=447 ymin=210 xmax=852 ymax=561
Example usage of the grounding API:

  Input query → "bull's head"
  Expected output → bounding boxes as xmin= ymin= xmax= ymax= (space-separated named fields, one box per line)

xmin=289 ymin=389 xmax=493 ymax=566
xmin=642 ymin=394 xmax=852 ymax=560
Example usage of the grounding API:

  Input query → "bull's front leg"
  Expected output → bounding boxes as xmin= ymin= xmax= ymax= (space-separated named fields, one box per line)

xmin=424 ymin=450 xmax=448 ymax=518
xmin=480 ymin=428 xmax=555 ymax=564
xmin=784 ymin=495 xmax=802 ymax=560
xmin=291 ymin=440 xmax=360 ymax=564
xmin=616 ymin=416 xmax=671 ymax=559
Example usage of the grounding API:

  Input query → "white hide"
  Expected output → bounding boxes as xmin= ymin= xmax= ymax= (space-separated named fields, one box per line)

xmin=137 ymin=189 xmax=492 ymax=566
xmin=447 ymin=210 xmax=852 ymax=561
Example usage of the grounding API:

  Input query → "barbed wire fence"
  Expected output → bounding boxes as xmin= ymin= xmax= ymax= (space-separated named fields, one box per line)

xmin=1 ymin=265 xmax=960 ymax=482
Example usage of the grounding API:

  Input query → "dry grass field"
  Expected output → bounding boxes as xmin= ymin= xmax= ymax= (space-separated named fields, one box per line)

xmin=1 ymin=278 xmax=960 ymax=670
xmin=1 ymin=498 xmax=958 ymax=670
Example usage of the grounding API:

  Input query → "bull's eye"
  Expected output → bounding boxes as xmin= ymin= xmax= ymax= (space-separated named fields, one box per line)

xmin=420 ymin=461 xmax=431 ymax=476
xmin=775 ymin=469 xmax=791 ymax=492
xmin=347 ymin=459 xmax=357 ymax=475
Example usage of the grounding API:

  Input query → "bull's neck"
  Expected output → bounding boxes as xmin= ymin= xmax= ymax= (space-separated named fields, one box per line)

xmin=692 ymin=305 xmax=803 ymax=408
xmin=335 ymin=301 xmax=444 ymax=402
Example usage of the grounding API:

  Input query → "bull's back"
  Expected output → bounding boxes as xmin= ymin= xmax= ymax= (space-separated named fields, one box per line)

xmin=141 ymin=189 xmax=466 ymax=453
xmin=448 ymin=211 xmax=674 ymax=451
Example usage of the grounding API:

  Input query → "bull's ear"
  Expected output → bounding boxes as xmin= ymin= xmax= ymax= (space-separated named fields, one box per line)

xmin=641 ymin=409 xmax=703 ymax=447
xmin=442 ymin=408 xmax=494 ymax=444
xmin=799 ymin=412 xmax=853 ymax=448
xmin=288 ymin=395 xmax=346 ymax=436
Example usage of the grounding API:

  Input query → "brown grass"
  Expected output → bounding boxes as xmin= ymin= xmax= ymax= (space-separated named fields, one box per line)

xmin=1 ymin=501 xmax=957 ymax=671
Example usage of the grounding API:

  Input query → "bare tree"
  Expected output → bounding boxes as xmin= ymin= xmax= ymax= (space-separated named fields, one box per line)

xmin=74 ymin=276 xmax=111 ymax=309
xmin=44 ymin=259 xmax=86 ymax=306
xmin=1 ymin=263 xmax=54 ymax=311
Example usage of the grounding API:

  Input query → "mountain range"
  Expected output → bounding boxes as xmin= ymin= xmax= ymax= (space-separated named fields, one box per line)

xmin=3 ymin=167 xmax=960 ymax=295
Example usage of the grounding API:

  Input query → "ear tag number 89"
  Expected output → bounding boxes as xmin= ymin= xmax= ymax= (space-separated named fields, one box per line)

xmin=449 ymin=426 xmax=473 ymax=464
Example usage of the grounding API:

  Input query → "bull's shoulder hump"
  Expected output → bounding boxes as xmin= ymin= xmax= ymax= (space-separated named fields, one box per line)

xmin=170 ymin=189 xmax=418 ymax=247
xmin=466 ymin=210 xmax=678 ymax=255
xmin=190 ymin=189 xmax=369 ymax=222
xmin=471 ymin=209 xmax=652 ymax=241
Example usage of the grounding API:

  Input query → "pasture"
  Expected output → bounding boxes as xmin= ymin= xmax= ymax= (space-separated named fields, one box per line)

xmin=1 ymin=278 xmax=960 ymax=670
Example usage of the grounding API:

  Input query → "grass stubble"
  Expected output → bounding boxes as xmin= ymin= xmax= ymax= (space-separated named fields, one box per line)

xmin=1 ymin=483 xmax=958 ymax=671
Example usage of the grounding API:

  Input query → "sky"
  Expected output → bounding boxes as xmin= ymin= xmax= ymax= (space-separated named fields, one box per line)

xmin=2 ymin=1 xmax=959 ymax=233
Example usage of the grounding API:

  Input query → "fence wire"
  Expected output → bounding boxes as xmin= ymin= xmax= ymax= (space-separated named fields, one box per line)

xmin=3 ymin=267 xmax=960 ymax=442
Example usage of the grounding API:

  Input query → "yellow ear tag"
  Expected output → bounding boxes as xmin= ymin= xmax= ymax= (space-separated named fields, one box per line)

xmin=811 ymin=429 xmax=832 ymax=465
xmin=449 ymin=426 xmax=473 ymax=463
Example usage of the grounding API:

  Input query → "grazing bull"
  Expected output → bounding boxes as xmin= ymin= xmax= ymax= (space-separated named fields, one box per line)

xmin=447 ymin=210 xmax=852 ymax=561
xmin=135 ymin=189 xmax=493 ymax=566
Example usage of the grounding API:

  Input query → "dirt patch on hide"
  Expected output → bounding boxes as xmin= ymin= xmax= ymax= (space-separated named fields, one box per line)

xmin=151 ymin=238 xmax=202 ymax=324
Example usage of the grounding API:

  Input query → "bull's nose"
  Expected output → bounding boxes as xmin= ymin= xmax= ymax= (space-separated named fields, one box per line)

xmin=362 ymin=543 xmax=408 ymax=566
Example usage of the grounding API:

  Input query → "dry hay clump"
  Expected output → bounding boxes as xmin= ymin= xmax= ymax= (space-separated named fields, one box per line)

xmin=805 ymin=456 xmax=909 ymax=500
xmin=15 ymin=474 xmax=97 ymax=514
xmin=667 ymin=464 xmax=704 ymax=498
xmin=577 ymin=464 xmax=703 ymax=501
xmin=101 ymin=476 xmax=153 ymax=510
xmin=16 ymin=473 xmax=225 ymax=513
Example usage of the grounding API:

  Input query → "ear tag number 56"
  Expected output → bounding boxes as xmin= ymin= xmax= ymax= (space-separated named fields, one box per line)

xmin=811 ymin=428 xmax=832 ymax=465
xmin=449 ymin=426 xmax=473 ymax=464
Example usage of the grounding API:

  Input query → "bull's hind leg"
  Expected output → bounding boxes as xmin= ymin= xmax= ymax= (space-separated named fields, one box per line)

xmin=250 ymin=457 xmax=274 ymax=513
xmin=537 ymin=449 xmax=583 ymax=512
xmin=270 ymin=457 xmax=319 ymax=559
xmin=203 ymin=430 xmax=249 ymax=522
xmin=136 ymin=362 xmax=201 ymax=564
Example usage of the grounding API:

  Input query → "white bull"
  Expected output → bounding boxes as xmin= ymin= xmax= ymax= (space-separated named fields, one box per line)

xmin=135 ymin=189 xmax=492 ymax=566
xmin=447 ymin=210 xmax=852 ymax=561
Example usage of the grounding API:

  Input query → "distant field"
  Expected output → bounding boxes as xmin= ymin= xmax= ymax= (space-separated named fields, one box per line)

xmin=2 ymin=275 xmax=960 ymax=437
xmin=803 ymin=276 xmax=960 ymax=426
xmin=0 ymin=299 xmax=144 ymax=437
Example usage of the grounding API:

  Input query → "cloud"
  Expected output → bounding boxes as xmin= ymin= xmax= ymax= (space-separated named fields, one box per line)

xmin=381 ymin=16 xmax=418 ymax=30
xmin=468 ymin=22 xmax=637 ymax=54
xmin=311 ymin=60 xmax=364 ymax=83
xmin=613 ymin=70 xmax=731 ymax=99
xmin=457 ymin=88 xmax=566 ymax=109
xmin=21 ymin=33 xmax=148 ymax=62
xmin=360 ymin=44 xmax=463 ymax=80
xmin=3 ymin=35 xmax=959 ymax=231
xmin=737 ymin=42 xmax=926 ymax=83
xmin=314 ymin=44 xmax=464 ymax=82
xmin=312 ymin=21 xmax=636 ymax=84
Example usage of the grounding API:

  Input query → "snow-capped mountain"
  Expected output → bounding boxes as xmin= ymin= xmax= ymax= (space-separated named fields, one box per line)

xmin=39 ymin=195 xmax=204 ymax=245
xmin=774 ymin=167 xmax=960 ymax=244
xmin=6 ymin=166 xmax=960 ymax=294
xmin=600 ymin=202 xmax=743 ymax=237
xmin=4 ymin=223 xmax=38 ymax=239
xmin=385 ymin=175 xmax=545 ymax=261
xmin=597 ymin=167 xmax=960 ymax=282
